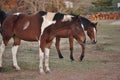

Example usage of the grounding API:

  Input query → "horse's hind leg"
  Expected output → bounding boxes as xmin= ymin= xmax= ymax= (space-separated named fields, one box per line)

xmin=0 ymin=41 xmax=5 ymax=68
xmin=69 ymin=36 xmax=74 ymax=61
xmin=0 ymin=37 xmax=11 ymax=69
xmin=79 ymin=43 xmax=85 ymax=61
xmin=55 ymin=37 xmax=64 ymax=59
xmin=12 ymin=37 xmax=21 ymax=70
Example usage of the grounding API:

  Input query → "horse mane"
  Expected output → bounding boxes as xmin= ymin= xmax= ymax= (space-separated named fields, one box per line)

xmin=53 ymin=12 xmax=64 ymax=21
xmin=79 ymin=16 xmax=91 ymax=27
xmin=39 ymin=11 xmax=47 ymax=16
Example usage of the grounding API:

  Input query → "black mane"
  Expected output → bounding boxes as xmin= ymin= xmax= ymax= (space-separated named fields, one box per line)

xmin=39 ymin=11 xmax=47 ymax=16
xmin=53 ymin=12 xmax=64 ymax=21
xmin=79 ymin=16 xmax=91 ymax=29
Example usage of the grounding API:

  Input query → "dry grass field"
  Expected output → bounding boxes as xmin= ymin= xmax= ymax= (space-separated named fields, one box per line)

xmin=0 ymin=20 xmax=120 ymax=80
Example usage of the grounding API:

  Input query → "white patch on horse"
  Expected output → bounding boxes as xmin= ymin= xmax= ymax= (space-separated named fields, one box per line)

xmin=41 ymin=16 xmax=56 ymax=35
xmin=13 ymin=12 xmax=21 ymax=16
xmin=93 ymin=28 xmax=97 ymax=42
xmin=23 ymin=21 xmax=30 ymax=30
xmin=81 ymin=23 xmax=84 ymax=30
xmin=45 ymin=48 xmax=50 ymax=72
xmin=0 ymin=41 xmax=5 ymax=67
xmin=45 ymin=12 xmax=56 ymax=21
xmin=39 ymin=47 xmax=45 ymax=73
xmin=81 ymin=23 xmax=87 ymax=37
xmin=12 ymin=45 xmax=20 ymax=70
xmin=62 ymin=15 xmax=73 ymax=22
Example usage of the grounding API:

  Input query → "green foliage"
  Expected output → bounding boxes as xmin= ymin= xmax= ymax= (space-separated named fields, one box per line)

xmin=112 ymin=0 xmax=120 ymax=6
xmin=92 ymin=0 xmax=113 ymax=7
xmin=91 ymin=0 xmax=120 ymax=12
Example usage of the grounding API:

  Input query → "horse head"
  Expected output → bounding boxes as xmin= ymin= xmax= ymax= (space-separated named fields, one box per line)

xmin=87 ymin=22 xmax=98 ymax=44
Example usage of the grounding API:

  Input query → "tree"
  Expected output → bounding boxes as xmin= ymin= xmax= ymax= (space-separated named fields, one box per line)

xmin=91 ymin=0 xmax=117 ymax=12
xmin=16 ymin=0 xmax=66 ymax=14
xmin=0 ymin=0 xmax=17 ymax=12
xmin=92 ymin=0 xmax=113 ymax=7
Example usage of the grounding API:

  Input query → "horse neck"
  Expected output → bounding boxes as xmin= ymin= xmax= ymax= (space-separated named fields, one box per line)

xmin=80 ymin=17 xmax=91 ymax=31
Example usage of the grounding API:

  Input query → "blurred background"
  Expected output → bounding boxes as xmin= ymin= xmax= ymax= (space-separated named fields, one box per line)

xmin=0 ymin=0 xmax=120 ymax=20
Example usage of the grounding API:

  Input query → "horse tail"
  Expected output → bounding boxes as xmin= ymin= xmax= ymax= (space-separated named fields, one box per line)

xmin=12 ymin=14 xmax=22 ymax=23
xmin=0 ymin=10 xmax=7 ymax=34
xmin=0 ymin=26 xmax=2 ymax=34
xmin=0 ymin=14 xmax=20 ymax=34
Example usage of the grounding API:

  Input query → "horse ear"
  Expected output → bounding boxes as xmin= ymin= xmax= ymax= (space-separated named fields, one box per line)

xmin=94 ymin=22 xmax=98 ymax=26
xmin=72 ymin=15 xmax=79 ymax=20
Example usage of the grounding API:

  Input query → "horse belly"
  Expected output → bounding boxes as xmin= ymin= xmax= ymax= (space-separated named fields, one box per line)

xmin=15 ymin=29 xmax=40 ymax=41
xmin=56 ymin=30 xmax=70 ymax=38
xmin=17 ymin=34 xmax=39 ymax=41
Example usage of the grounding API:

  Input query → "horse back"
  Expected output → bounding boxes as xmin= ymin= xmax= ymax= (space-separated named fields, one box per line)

xmin=2 ymin=13 xmax=43 ymax=41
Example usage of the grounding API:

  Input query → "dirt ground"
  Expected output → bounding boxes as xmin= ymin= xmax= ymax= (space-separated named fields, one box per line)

xmin=0 ymin=20 xmax=120 ymax=80
xmin=0 ymin=51 xmax=120 ymax=80
xmin=0 ymin=69 xmax=120 ymax=80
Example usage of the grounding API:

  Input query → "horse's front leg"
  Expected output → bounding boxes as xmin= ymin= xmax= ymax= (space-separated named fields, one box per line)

xmin=12 ymin=45 xmax=21 ymax=70
xmin=55 ymin=37 xmax=64 ymax=59
xmin=39 ymin=48 xmax=45 ymax=74
xmin=45 ymin=48 xmax=50 ymax=73
xmin=79 ymin=43 xmax=85 ymax=61
xmin=74 ymin=36 xmax=85 ymax=61
xmin=0 ymin=41 xmax=5 ymax=68
xmin=44 ymin=41 xmax=53 ymax=73
xmin=69 ymin=36 xmax=74 ymax=61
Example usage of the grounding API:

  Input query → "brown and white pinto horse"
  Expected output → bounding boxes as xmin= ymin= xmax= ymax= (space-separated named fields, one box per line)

xmin=0 ymin=12 xmax=56 ymax=74
xmin=0 ymin=11 xmax=85 ymax=74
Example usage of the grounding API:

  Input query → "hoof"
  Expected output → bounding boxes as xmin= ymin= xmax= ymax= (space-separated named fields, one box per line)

xmin=39 ymin=69 xmax=45 ymax=75
xmin=71 ymin=59 xmax=74 ymax=62
xmin=0 ymin=67 xmax=3 ymax=69
xmin=80 ymin=55 xmax=84 ymax=61
xmin=45 ymin=68 xmax=51 ymax=74
xmin=70 ymin=57 xmax=74 ymax=61
xmin=92 ymin=40 xmax=97 ymax=44
xmin=13 ymin=66 xmax=21 ymax=71
xmin=70 ymin=55 xmax=74 ymax=61
xmin=16 ymin=68 xmax=21 ymax=71
xmin=0 ymin=67 xmax=4 ymax=72
xmin=40 ymin=71 xmax=45 ymax=75
xmin=46 ymin=70 xmax=51 ymax=74
xmin=59 ymin=55 xmax=64 ymax=59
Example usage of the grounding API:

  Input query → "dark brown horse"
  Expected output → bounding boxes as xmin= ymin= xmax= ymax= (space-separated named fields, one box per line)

xmin=41 ymin=16 xmax=85 ymax=61
xmin=39 ymin=11 xmax=97 ymax=61
xmin=56 ymin=16 xmax=98 ymax=61
xmin=0 ymin=11 xmax=85 ymax=74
